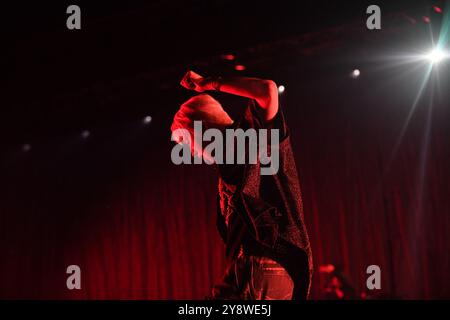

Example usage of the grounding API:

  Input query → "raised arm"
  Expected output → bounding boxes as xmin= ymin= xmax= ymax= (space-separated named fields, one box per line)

xmin=180 ymin=71 xmax=279 ymax=122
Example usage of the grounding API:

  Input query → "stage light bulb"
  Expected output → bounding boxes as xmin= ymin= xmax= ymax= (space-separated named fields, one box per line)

xmin=22 ymin=144 xmax=31 ymax=152
xmin=278 ymin=85 xmax=285 ymax=94
xmin=143 ymin=116 xmax=152 ymax=124
xmin=350 ymin=69 xmax=361 ymax=79
xmin=81 ymin=130 xmax=90 ymax=139
xmin=426 ymin=48 xmax=446 ymax=64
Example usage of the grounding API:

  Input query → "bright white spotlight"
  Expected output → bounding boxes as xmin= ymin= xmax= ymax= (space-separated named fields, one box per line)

xmin=425 ymin=48 xmax=446 ymax=64
xmin=278 ymin=85 xmax=285 ymax=94
xmin=143 ymin=116 xmax=152 ymax=124
xmin=351 ymin=69 xmax=361 ymax=78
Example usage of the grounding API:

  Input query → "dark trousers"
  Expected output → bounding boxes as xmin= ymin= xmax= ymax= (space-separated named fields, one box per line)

xmin=211 ymin=254 xmax=294 ymax=300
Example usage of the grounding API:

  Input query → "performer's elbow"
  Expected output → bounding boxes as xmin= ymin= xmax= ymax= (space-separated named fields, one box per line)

xmin=261 ymin=80 xmax=278 ymax=99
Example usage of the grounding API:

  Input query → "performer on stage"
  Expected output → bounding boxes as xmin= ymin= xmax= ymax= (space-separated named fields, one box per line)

xmin=171 ymin=71 xmax=313 ymax=300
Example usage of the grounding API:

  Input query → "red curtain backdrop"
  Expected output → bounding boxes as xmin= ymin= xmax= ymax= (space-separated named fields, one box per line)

xmin=1 ymin=79 xmax=449 ymax=300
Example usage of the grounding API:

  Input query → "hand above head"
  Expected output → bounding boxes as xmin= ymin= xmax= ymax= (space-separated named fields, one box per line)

xmin=180 ymin=70 xmax=216 ymax=92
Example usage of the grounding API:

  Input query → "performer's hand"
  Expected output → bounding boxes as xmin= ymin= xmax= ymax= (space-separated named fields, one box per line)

xmin=180 ymin=70 xmax=215 ymax=92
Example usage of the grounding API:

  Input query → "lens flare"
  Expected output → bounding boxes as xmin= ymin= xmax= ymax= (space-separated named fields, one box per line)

xmin=425 ymin=48 xmax=446 ymax=64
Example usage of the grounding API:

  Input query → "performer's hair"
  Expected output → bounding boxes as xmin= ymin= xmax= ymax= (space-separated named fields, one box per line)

xmin=171 ymin=94 xmax=232 ymax=144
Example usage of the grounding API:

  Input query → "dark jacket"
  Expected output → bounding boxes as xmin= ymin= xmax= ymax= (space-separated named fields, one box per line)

xmin=216 ymin=100 xmax=313 ymax=299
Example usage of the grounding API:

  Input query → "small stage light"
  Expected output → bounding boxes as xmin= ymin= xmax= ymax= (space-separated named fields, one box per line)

xmin=278 ymin=85 xmax=285 ymax=94
xmin=81 ymin=130 xmax=90 ymax=139
xmin=143 ymin=116 xmax=152 ymax=124
xmin=351 ymin=69 xmax=361 ymax=78
xmin=221 ymin=54 xmax=235 ymax=61
xmin=22 ymin=144 xmax=31 ymax=152
xmin=319 ymin=264 xmax=335 ymax=274
xmin=234 ymin=64 xmax=246 ymax=71
xmin=433 ymin=6 xmax=443 ymax=14
xmin=425 ymin=48 xmax=447 ymax=64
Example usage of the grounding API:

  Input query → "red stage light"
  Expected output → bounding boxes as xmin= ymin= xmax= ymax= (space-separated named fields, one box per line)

xmin=319 ymin=264 xmax=335 ymax=273
xmin=234 ymin=64 xmax=246 ymax=71
xmin=433 ymin=6 xmax=443 ymax=14
xmin=221 ymin=54 xmax=235 ymax=61
xmin=423 ymin=16 xmax=431 ymax=23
